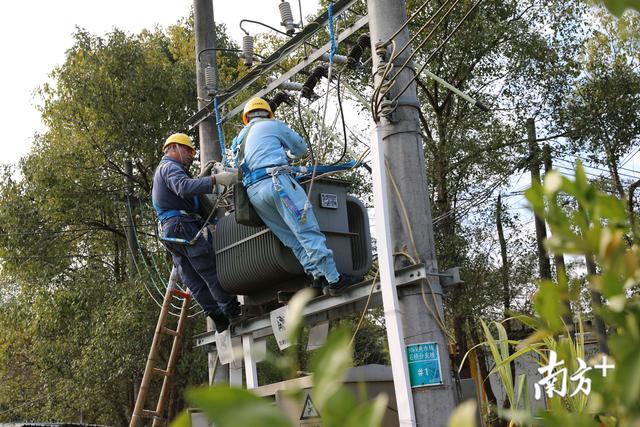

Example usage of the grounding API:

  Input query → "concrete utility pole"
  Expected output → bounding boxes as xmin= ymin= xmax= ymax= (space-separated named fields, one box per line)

xmin=193 ymin=0 xmax=229 ymax=384
xmin=527 ymin=118 xmax=552 ymax=280
xmin=194 ymin=0 xmax=221 ymax=167
xmin=368 ymin=1 xmax=457 ymax=425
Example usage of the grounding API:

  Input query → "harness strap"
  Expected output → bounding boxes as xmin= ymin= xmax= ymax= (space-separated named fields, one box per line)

xmin=152 ymin=158 xmax=200 ymax=222
xmin=243 ymin=160 xmax=358 ymax=187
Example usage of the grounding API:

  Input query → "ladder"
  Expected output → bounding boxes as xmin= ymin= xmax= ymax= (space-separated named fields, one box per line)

xmin=130 ymin=267 xmax=191 ymax=427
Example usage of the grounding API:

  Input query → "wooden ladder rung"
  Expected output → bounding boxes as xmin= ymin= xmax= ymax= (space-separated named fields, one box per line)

xmin=141 ymin=409 xmax=160 ymax=418
xmin=153 ymin=368 xmax=170 ymax=377
xmin=171 ymin=288 xmax=191 ymax=299
xmin=161 ymin=327 xmax=179 ymax=336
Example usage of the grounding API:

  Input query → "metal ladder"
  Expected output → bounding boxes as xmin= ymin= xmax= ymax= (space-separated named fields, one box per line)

xmin=130 ymin=267 xmax=191 ymax=427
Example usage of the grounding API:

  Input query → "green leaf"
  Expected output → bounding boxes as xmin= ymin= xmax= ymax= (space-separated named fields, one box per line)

xmin=533 ymin=280 xmax=567 ymax=332
xmin=602 ymin=0 xmax=640 ymax=16
xmin=310 ymin=326 xmax=353 ymax=411
xmin=169 ymin=410 xmax=192 ymax=427
xmin=186 ymin=386 xmax=293 ymax=427
xmin=447 ymin=400 xmax=477 ymax=427
xmin=343 ymin=394 xmax=389 ymax=427
xmin=285 ymin=287 xmax=316 ymax=345
xmin=320 ymin=388 xmax=358 ymax=426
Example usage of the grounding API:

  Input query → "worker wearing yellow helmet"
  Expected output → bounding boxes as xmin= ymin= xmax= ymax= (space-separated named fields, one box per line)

xmin=152 ymin=132 xmax=240 ymax=332
xmin=242 ymin=97 xmax=273 ymax=125
xmin=231 ymin=97 xmax=358 ymax=296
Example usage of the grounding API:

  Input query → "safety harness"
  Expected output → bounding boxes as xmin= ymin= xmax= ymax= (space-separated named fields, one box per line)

xmin=241 ymin=160 xmax=358 ymax=223
xmin=152 ymin=158 xmax=208 ymax=246
xmin=242 ymin=160 xmax=357 ymax=187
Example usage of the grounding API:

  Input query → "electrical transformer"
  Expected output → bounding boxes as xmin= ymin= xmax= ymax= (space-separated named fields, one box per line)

xmin=214 ymin=178 xmax=372 ymax=304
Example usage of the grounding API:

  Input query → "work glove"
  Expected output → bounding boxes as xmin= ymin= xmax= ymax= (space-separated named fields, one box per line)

xmin=198 ymin=160 xmax=216 ymax=178
xmin=213 ymin=171 xmax=238 ymax=187
xmin=285 ymin=149 xmax=297 ymax=160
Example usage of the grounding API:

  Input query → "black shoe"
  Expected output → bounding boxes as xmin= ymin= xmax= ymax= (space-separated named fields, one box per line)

xmin=226 ymin=303 xmax=242 ymax=320
xmin=208 ymin=311 xmax=230 ymax=333
xmin=322 ymin=274 xmax=361 ymax=296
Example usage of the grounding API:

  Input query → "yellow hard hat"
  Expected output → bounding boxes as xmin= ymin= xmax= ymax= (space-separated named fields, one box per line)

xmin=163 ymin=133 xmax=195 ymax=152
xmin=242 ymin=97 xmax=273 ymax=125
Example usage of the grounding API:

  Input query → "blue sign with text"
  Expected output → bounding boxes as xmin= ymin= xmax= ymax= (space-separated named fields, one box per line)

xmin=406 ymin=342 xmax=443 ymax=388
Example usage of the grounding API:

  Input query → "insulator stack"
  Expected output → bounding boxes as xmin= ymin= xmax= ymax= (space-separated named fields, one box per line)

xmin=279 ymin=1 xmax=296 ymax=35
xmin=301 ymin=65 xmax=328 ymax=99
xmin=243 ymin=35 xmax=254 ymax=67
xmin=204 ymin=65 xmax=217 ymax=95
xmin=347 ymin=33 xmax=371 ymax=69
xmin=267 ymin=91 xmax=291 ymax=113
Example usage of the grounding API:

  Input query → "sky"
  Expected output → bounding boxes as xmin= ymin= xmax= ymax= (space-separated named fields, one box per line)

xmin=0 ymin=0 xmax=319 ymax=169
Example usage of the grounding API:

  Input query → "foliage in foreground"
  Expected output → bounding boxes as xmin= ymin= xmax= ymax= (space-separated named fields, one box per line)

xmin=170 ymin=289 xmax=389 ymax=427
xmin=452 ymin=162 xmax=640 ymax=426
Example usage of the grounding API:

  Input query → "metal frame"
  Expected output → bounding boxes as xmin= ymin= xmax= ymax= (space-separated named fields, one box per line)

xmin=185 ymin=0 xmax=362 ymax=129
xmin=370 ymin=126 xmax=416 ymax=426
xmin=194 ymin=263 xmax=426 ymax=348
xmin=220 ymin=15 xmax=370 ymax=124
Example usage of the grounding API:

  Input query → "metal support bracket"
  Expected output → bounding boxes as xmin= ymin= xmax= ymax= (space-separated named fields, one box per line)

xmin=424 ymin=267 xmax=463 ymax=289
xmin=195 ymin=263 xmax=427 ymax=349
xmin=185 ymin=0 xmax=364 ymax=129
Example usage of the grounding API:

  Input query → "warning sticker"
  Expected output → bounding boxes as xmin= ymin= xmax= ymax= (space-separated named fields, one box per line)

xmin=270 ymin=306 xmax=291 ymax=350
xmin=300 ymin=394 xmax=320 ymax=420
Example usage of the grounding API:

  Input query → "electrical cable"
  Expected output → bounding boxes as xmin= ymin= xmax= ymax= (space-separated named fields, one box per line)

xmin=552 ymin=148 xmax=640 ymax=178
xmin=385 ymin=159 xmax=419 ymax=260
xmin=431 ymin=158 xmax=527 ymax=227
xmin=301 ymin=2 xmax=338 ymax=220
xmin=620 ymin=146 xmax=640 ymax=168
xmin=239 ymin=19 xmax=319 ymax=49
xmin=349 ymin=267 xmax=379 ymax=347
xmin=371 ymin=40 xmax=398 ymax=120
xmin=387 ymin=0 xmax=484 ymax=107
xmin=331 ymin=72 xmax=349 ymax=165
xmin=297 ymin=94 xmax=316 ymax=164
xmin=387 ymin=0 xmax=458 ymax=75
xmin=240 ymin=19 xmax=292 ymax=38
xmin=372 ymin=0 xmax=460 ymax=117
xmin=382 ymin=0 xmax=435 ymax=47
xmin=124 ymin=200 xmax=201 ymax=316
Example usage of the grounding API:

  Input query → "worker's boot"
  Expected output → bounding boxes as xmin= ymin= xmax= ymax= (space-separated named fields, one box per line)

xmin=208 ymin=311 xmax=230 ymax=333
xmin=226 ymin=302 xmax=242 ymax=321
xmin=322 ymin=274 xmax=361 ymax=297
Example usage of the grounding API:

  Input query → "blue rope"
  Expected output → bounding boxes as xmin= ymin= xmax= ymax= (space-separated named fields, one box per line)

xmin=213 ymin=96 xmax=227 ymax=164
xmin=328 ymin=3 xmax=337 ymax=63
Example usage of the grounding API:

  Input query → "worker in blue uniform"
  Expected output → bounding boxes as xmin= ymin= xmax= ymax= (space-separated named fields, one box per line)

xmin=231 ymin=97 xmax=358 ymax=296
xmin=152 ymin=133 xmax=240 ymax=332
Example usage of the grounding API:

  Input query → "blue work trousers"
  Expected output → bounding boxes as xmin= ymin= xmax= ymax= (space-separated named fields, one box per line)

xmin=247 ymin=173 xmax=340 ymax=284
xmin=161 ymin=217 xmax=238 ymax=316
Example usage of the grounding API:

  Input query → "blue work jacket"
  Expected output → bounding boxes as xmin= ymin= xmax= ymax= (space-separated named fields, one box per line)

xmin=231 ymin=118 xmax=308 ymax=172
xmin=152 ymin=156 xmax=213 ymax=220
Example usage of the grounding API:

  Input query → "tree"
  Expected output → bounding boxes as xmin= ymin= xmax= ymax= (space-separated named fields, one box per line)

xmin=557 ymin=11 xmax=640 ymax=198
xmin=0 ymin=17 xmax=243 ymax=424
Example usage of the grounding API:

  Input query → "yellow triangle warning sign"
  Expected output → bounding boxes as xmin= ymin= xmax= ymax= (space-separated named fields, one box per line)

xmin=300 ymin=394 xmax=320 ymax=420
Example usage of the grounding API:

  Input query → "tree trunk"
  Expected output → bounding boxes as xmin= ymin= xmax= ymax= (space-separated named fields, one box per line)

xmin=585 ymin=256 xmax=609 ymax=354
xmin=605 ymin=148 xmax=625 ymax=198
xmin=527 ymin=119 xmax=552 ymax=280
xmin=496 ymin=195 xmax=510 ymax=315
xmin=628 ymin=179 xmax=640 ymax=243
xmin=543 ymin=145 xmax=574 ymax=333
